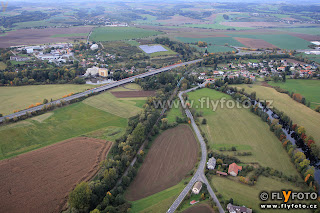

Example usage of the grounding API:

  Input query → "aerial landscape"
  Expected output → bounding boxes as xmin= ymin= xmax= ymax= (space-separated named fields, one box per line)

xmin=0 ymin=0 xmax=320 ymax=212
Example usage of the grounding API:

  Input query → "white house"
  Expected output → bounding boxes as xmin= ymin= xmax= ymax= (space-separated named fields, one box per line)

xmin=207 ymin=157 xmax=216 ymax=170
xmin=192 ymin=181 xmax=202 ymax=194
xmin=90 ymin=44 xmax=99 ymax=51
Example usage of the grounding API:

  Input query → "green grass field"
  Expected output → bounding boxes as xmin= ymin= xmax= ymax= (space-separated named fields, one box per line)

xmin=0 ymin=84 xmax=95 ymax=116
xmin=226 ymin=33 xmax=311 ymax=50
xmin=149 ymin=45 xmax=178 ymax=57
xmin=298 ymin=53 xmax=320 ymax=64
xmin=0 ymin=62 xmax=7 ymax=70
xmin=236 ymin=84 xmax=320 ymax=146
xmin=83 ymin=92 xmax=146 ymax=118
xmin=187 ymin=88 xmax=300 ymax=176
xmin=176 ymin=37 xmax=244 ymax=48
xmin=0 ymin=102 xmax=127 ymax=160
xmin=211 ymin=176 xmax=308 ymax=213
xmin=90 ymin=27 xmax=161 ymax=42
xmin=275 ymin=27 xmax=320 ymax=35
xmin=166 ymin=100 xmax=183 ymax=124
xmin=130 ymin=179 xmax=188 ymax=213
xmin=269 ymin=79 xmax=320 ymax=109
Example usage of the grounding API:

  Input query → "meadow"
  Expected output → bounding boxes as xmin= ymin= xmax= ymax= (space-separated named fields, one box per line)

xmin=226 ymin=33 xmax=311 ymax=50
xmin=149 ymin=45 xmax=178 ymax=57
xmin=269 ymin=79 xmax=320 ymax=109
xmin=83 ymin=92 xmax=147 ymax=118
xmin=0 ymin=102 xmax=127 ymax=160
xmin=83 ymin=84 xmax=147 ymax=118
xmin=236 ymin=84 xmax=320 ymax=146
xmin=211 ymin=176 xmax=308 ymax=213
xmin=176 ymin=37 xmax=244 ymax=48
xmin=90 ymin=27 xmax=161 ymax=42
xmin=187 ymin=88 xmax=300 ymax=176
xmin=0 ymin=84 xmax=95 ymax=116
xmin=166 ymin=99 xmax=183 ymax=124
xmin=130 ymin=178 xmax=189 ymax=213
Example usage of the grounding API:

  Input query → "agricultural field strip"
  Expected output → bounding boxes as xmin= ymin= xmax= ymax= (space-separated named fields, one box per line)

xmin=0 ymin=59 xmax=203 ymax=123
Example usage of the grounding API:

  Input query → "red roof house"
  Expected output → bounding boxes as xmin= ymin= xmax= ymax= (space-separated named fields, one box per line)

xmin=228 ymin=163 xmax=242 ymax=177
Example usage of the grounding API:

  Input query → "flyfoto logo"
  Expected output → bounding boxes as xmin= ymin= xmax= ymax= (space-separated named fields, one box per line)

xmin=1 ymin=1 xmax=8 ymax=12
xmin=260 ymin=190 xmax=318 ymax=202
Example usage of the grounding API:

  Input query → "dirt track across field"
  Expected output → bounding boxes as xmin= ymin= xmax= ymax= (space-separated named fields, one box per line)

xmin=111 ymin=90 xmax=156 ymax=98
xmin=0 ymin=137 xmax=111 ymax=213
xmin=182 ymin=204 xmax=215 ymax=213
xmin=0 ymin=27 xmax=93 ymax=48
xmin=125 ymin=125 xmax=199 ymax=201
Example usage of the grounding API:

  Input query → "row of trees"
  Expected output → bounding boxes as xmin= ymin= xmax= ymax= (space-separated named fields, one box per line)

xmin=68 ymin=72 xmax=193 ymax=212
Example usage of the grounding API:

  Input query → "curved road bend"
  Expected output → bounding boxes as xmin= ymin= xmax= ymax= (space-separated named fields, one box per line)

xmin=167 ymin=84 xmax=224 ymax=213
xmin=0 ymin=59 xmax=203 ymax=123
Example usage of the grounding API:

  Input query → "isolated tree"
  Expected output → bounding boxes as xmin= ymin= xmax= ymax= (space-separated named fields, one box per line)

xmin=201 ymin=193 xmax=205 ymax=200
xmin=202 ymin=118 xmax=207 ymax=125
xmin=69 ymin=182 xmax=92 ymax=210
xmin=43 ymin=99 xmax=48 ymax=104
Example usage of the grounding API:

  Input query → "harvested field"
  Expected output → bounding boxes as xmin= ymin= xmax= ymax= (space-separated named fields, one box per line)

xmin=158 ymin=15 xmax=206 ymax=25
xmin=0 ymin=27 xmax=93 ymax=48
xmin=0 ymin=137 xmax=111 ymax=213
xmin=182 ymin=204 xmax=214 ymax=213
xmin=290 ymin=33 xmax=320 ymax=41
xmin=234 ymin=37 xmax=278 ymax=49
xmin=221 ymin=21 xmax=286 ymax=28
xmin=126 ymin=125 xmax=199 ymax=201
xmin=111 ymin=90 xmax=156 ymax=98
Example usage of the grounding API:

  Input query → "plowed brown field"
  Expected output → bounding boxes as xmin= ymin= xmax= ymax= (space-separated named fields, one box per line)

xmin=0 ymin=27 xmax=92 ymax=48
xmin=0 ymin=137 xmax=111 ymax=213
xmin=234 ymin=37 xmax=278 ymax=49
xmin=125 ymin=125 xmax=199 ymax=201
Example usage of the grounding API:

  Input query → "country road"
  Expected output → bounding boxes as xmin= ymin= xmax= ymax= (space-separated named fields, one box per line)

xmin=167 ymin=84 xmax=224 ymax=213
xmin=0 ymin=59 xmax=202 ymax=123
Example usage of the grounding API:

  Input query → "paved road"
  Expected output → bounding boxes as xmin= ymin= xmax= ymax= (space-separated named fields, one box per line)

xmin=167 ymin=84 xmax=224 ymax=213
xmin=0 ymin=59 xmax=202 ymax=123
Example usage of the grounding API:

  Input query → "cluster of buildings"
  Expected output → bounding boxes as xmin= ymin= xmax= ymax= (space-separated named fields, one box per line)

xmin=84 ymin=66 xmax=109 ymax=77
xmin=215 ymin=162 xmax=243 ymax=177
xmin=194 ymin=59 xmax=318 ymax=82
xmin=11 ymin=43 xmax=74 ymax=64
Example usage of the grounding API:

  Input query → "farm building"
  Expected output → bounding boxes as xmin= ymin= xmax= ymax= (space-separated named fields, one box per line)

xmin=192 ymin=181 xmax=202 ymax=194
xmin=228 ymin=163 xmax=242 ymax=177
xmin=227 ymin=203 xmax=252 ymax=213
xmin=207 ymin=157 xmax=216 ymax=170
xmin=216 ymin=171 xmax=228 ymax=176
